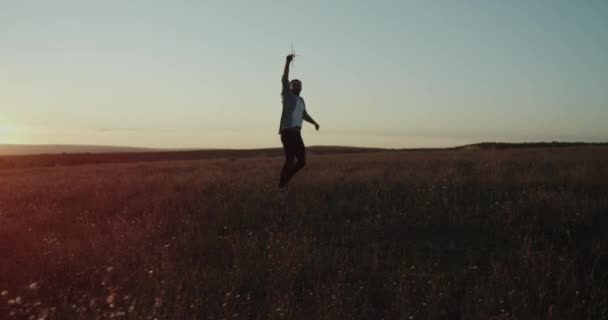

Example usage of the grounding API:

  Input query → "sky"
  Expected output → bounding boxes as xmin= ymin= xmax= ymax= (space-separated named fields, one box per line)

xmin=1 ymin=0 xmax=607 ymax=148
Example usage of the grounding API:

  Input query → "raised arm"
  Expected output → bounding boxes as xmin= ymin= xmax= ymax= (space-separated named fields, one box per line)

xmin=304 ymin=109 xmax=320 ymax=131
xmin=281 ymin=54 xmax=294 ymax=95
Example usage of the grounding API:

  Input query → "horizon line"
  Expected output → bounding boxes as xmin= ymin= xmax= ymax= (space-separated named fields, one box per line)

xmin=1 ymin=141 xmax=608 ymax=156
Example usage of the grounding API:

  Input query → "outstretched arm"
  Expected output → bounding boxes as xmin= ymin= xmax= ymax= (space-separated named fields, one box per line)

xmin=304 ymin=109 xmax=320 ymax=131
xmin=281 ymin=54 xmax=294 ymax=94
xmin=283 ymin=54 xmax=294 ymax=80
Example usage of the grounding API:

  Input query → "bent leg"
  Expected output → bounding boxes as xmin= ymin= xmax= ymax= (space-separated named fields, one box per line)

xmin=291 ymin=144 xmax=306 ymax=174
xmin=279 ymin=153 xmax=295 ymax=188
xmin=279 ymin=133 xmax=296 ymax=188
xmin=284 ymin=133 xmax=306 ymax=183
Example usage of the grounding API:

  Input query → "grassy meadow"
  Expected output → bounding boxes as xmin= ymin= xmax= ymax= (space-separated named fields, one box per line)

xmin=1 ymin=146 xmax=607 ymax=319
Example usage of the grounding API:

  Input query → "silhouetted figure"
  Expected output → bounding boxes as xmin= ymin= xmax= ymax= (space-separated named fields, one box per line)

xmin=278 ymin=54 xmax=319 ymax=189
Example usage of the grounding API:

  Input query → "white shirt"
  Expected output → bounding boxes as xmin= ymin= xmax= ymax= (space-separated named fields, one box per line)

xmin=290 ymin=97 xmax=305 ymax=128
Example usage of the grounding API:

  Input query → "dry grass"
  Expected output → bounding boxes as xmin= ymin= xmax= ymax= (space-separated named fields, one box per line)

xmin=1 ymin=147 xmax=607 ymax=319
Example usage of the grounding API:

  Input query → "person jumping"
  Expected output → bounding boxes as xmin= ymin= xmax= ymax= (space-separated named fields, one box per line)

xmin=278 ymin=54 xmax=320 ymax=190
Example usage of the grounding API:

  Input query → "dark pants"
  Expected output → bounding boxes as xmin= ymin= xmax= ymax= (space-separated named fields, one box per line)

xmin=279 ymin=130 xmax=306 ymax=188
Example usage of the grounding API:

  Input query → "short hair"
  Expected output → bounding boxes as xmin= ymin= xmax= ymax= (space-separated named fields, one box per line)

xmin=290 ymin=79 xmax=301 ymax=85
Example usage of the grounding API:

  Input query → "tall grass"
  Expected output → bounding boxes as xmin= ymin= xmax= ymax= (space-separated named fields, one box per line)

xmin=1 ymin=147 xmax=607 ymax=319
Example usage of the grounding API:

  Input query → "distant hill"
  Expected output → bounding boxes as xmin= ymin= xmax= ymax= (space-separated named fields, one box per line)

xmin=1 ymin=142 xmax=607 ymax=170
xmin=0 ymin=144 xmax=159 ymax=155
xmin=457 ymin=142 xmax=608 ymax=150
xmin=0 ymin=144 xmax=387 ymax=157
xmin=0 ymin=146 xmax=388 ymax=170
xmin=3 ymin=142 xmax=606 ymax=156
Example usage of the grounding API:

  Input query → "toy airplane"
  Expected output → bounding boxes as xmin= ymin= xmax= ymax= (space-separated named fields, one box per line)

xmin=290 ymin=43 xmax=297 ymax=69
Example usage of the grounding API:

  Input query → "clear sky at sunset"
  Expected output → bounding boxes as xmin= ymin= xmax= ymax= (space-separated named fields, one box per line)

xmin=1 ymin=0 xmax=607 ymax=148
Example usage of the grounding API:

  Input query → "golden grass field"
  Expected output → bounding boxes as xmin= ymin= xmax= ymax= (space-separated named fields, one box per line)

xmin=1 ymin=146 xmax=607 ymax=319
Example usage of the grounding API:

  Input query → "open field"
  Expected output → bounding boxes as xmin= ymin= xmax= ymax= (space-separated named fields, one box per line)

xmin=1 ymin=146 xmax=607 ymax=319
